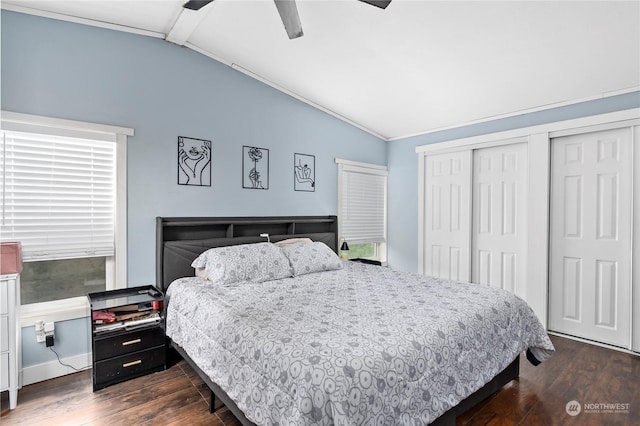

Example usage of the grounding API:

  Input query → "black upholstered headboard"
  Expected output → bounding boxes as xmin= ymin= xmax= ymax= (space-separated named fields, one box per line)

xmin=156 ymin=216 xmax=338 ymax=291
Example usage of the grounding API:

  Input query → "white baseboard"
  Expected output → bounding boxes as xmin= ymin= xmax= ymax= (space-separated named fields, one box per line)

xmin=21 ymin=352 xmax=92 ymax=386
xmin=548 ymin=332 xmax=640 ymax=357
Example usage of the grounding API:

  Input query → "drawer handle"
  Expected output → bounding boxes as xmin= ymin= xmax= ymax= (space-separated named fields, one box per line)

xmin=122 ymin=338 xmax=142 ymax=346
xmin=123 ymin=360 xmax=142 ymax=368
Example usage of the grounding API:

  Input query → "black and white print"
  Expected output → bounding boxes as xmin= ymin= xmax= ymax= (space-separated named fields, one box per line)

xmin=294 ymin=153 xmax=315 ymax=192
xmin=243 ymin=146 xmax=269 ymax=190
xmin=177 ymin=136 xmax=211 ymax=186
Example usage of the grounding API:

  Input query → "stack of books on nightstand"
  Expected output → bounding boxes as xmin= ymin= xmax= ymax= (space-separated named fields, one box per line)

xmin=92 ymin=304 xmax=161 ymax=334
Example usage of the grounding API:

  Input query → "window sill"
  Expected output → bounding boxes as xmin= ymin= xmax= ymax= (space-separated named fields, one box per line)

xmin=20 ymin=296 xmax=90 ymax=327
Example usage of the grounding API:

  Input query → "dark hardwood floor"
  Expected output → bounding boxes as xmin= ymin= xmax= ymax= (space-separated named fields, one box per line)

xmin=1 ymin=335 xmax=638 ymax=425
xmin=457 ymin=335 xmax=639 ymax=425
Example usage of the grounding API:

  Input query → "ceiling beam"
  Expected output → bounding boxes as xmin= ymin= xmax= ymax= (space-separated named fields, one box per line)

xmin=166 ymin=7 xmax=209 ymax=46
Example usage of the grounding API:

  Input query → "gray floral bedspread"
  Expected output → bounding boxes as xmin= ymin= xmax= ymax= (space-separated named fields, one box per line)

xmin=165 ymin=261 xmax=554 ymax=425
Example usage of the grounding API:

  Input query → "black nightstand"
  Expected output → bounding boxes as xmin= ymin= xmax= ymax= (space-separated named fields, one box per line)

xmin=87 ymin=285 xmax=166 ymax=391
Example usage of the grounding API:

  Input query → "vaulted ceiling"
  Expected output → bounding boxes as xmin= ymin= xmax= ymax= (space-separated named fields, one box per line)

xmin=3 ymin=0 xmax=639 ymax=140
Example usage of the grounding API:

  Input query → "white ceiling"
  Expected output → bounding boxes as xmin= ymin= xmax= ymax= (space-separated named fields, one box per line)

xmin=3 ymin=0 xmax=639 ymax=140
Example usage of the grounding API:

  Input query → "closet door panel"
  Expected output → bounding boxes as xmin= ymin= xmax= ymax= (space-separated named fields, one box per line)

xmin=549 ymin=129 xmax=632 ymax=348
xmin=471 ymin=143 xmax=528 ymax=297
xmin=423 ymin=151 xmax=471 ymax=281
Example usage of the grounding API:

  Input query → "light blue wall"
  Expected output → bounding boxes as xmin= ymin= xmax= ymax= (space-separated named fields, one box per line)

xmin=22 ymin=319 xmax=90 ymax=368
xmin=1 ymin=10 xmax=386 ymax=367
xmin=386 ymin=91 xmax=640 ymax=273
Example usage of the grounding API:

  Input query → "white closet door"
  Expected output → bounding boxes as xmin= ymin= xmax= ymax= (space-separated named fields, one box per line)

xmin=549 ymin=128 xmax=632 ymax=348
xmin=472 ymin=143 xmax=528 ymax=297
xmin=423 ymin=151 xmax=472 ymax=281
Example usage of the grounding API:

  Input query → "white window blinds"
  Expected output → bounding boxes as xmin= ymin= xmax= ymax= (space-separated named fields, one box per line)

xmin=337 ymin=160 xmax=387 ymax=244
xmin=1 ymin=130 xmax=116 ymax=261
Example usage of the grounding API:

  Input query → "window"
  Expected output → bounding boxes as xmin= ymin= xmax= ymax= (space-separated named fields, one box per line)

xmin=1 ymin=132 xmax=116 ymax=301
xmin=1 ymin=111 xmax=131 ymax=325
xmin=336 ymin=159 xmax=387 ymax=263
xmin=21 ymin=258 xmax=106 ymax=304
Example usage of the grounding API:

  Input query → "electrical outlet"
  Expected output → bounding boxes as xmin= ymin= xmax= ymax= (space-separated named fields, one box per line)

xmin=44 ymin=322 xmax=55 ymax=347
xmin=35 ymin=320 xmax=46 ymax=343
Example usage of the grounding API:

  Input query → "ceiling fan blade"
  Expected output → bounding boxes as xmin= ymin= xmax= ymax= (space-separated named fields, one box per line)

xmin=274 ymin=0 xmax=304 ymax=39
xmin=358 ymin=0 xmax=391 ymax=9
xmin=183 ymin=0 xmax=214 ymax=11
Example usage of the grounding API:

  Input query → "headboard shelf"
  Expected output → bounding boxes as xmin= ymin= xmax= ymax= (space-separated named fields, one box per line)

xmin=156 ymin=215 xmax=338 ymax=291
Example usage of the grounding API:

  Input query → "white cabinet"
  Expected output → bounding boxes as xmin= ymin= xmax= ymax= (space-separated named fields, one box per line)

xmin=0 ymin=274 xmax=20 ymax=409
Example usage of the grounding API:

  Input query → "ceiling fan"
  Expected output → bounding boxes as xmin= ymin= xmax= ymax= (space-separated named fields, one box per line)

xmin=183 ymin=0 xmax=391 ymax=40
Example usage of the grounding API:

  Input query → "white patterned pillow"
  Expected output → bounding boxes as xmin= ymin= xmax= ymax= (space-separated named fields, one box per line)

xmin=281 ymin=241 xmax=343 ymax=276
xmin=191 ymin=242 xmax=292 ymax=284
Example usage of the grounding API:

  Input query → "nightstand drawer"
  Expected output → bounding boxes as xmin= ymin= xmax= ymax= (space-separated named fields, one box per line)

xmin=94 ymin=327 xmax=164 ymax=361
xmin=94 ymin=346 xmax=165 ymax=389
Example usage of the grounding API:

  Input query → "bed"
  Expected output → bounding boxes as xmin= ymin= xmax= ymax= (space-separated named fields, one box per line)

xmin=157 ymin=216 xmax=554 ymax=425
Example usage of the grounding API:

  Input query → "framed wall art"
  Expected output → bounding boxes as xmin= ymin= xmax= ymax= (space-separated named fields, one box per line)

xmin=294 ymin=153 xmax=315 ymax=192
xmin=178 ymin=136 xmax=211 ymax=186
xmin=243 ymin=146 xmax=269 ymax=189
